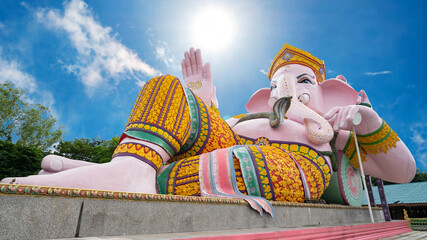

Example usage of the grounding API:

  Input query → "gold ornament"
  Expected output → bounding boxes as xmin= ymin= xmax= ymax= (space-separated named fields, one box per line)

xmin=268 ymin=43 xmax=326 ymax=83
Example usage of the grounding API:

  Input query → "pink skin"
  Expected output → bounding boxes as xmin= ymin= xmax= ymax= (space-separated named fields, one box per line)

xmin=270 ymin=65 xmax=334 ymax=145
xmin=0 ymin=137 xmax=169 ymax=193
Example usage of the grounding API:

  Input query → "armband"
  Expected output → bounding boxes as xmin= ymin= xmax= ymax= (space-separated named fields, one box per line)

xmin=357 ymin=120 xmax=400 ymax=155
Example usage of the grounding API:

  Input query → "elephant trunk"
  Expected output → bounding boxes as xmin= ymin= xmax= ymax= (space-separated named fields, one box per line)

xmin=282 ymin=75 xmax=334 ymax=145
xmin=235 ymin=96 xmax=292 ymax=128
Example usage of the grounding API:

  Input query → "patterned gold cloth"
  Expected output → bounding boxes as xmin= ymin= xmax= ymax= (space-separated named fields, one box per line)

xmin=158 ymin=144 xmax=329 ymax=203
xmin=116 ymin=75 xmax=330 ymax=203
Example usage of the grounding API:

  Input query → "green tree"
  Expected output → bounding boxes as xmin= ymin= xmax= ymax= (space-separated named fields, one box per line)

xmin=0 ymin=81 xmax=63 ymax=151
xmin=411 ymin=168 xmax=427 ymax=183
xmin=0 ymin=140 xmax=46 ymax=180
xmin=54 ymin=136 xmax=119 ymax=163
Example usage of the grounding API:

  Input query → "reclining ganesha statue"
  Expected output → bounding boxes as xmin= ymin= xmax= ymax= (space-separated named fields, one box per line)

xmin=1 ymin=44 xmax=416 ymax=215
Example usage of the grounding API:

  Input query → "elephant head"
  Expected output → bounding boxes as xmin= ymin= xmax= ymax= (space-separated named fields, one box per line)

xmin=246 ymin=61 xmax=360 ymax=145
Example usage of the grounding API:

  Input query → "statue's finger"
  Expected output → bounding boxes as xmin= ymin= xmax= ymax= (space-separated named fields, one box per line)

xmin=334 ymin=108 xmax=345 ymax=131
xmin=339 ymin=107 xmax=351 ymax=130
xmin=184 ymin=51 xmax=192 ymax=75
xmin=327 ymin=113 xmax=337 ymax=127
xmin=190 ymin=48 xmax=197 ymax=74
xmin=324 ymin=106 xmax=339 ymax=119
xmin=196 ymin=49 xmax=203 ymax=75
xmin=203 ymin=63 xmax=212 ymax=82
xmin=360 ymin=90 xmax=370 ymax=102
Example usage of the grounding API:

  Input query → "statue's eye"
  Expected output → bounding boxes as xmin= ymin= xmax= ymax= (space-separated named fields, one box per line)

xmin=270 ymin=84 xmax=277 ymax=90
xmin=298 ymin=78 xmax=314 ymax=84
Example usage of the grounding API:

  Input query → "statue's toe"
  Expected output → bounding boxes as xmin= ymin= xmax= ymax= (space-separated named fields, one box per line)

xmin=49 ymin=158 xmax=63 ymax=172
xmin=41 ymin=155 xmax=64 ymax=172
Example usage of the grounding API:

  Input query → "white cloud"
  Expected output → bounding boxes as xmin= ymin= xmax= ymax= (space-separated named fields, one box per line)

xmin=0 ymin=21 xmax=5 ymax=30
xmin=146 ymin=29 xmax=176 ymax=68
xmin=36 ymin=0 xmax=160 ymax=95
xmin=364 ymin=71 xmax=392 ymax=76
xmin=0 ymin=49 xmax=56 ymax=115
xmin=410 ymin=123 xmax=427 ymax=169
xmin=155 ymin=44 xmax=175 ymax=66
xmin=260 ymin=69 xmax=268 ymax=75
xmin=0 ymin=49 xmax=37 ymax=93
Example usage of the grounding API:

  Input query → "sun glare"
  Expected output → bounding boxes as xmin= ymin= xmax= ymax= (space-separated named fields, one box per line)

xmin=190 ymin=6 xmax=236 ymax=52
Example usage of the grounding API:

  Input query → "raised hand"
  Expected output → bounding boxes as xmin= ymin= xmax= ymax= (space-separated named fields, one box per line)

xmin=181 ymin=47 xmax=218 ymax=108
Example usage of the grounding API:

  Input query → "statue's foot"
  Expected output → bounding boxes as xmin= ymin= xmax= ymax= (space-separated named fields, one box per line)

xmin=1 ymin=156 xmax=157 ymax=194
xmin=40 ymin=155 xmax=97 ymax=173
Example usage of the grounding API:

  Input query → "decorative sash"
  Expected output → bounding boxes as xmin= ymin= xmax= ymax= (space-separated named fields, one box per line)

xmin=199 ymin=146 xmax=274 ymax=216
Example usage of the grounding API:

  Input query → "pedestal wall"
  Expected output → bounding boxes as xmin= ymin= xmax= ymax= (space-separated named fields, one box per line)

xmin=0 ymin=184 xmax=384 ymax=239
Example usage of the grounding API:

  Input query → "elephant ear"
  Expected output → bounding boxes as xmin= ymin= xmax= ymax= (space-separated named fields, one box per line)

xmin=319 ymin=79 xmax=360 ymax=113
xmin=245 ymin=88 xmax=272 ymax=113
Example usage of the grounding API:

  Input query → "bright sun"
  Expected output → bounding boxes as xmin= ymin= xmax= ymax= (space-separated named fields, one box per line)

xmin=190 ymin=6 xmax=236 ymax=52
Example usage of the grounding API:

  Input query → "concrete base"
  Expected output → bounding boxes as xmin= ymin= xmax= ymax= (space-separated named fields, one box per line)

xmin=0 ymin=194 xmax=384 ymax=240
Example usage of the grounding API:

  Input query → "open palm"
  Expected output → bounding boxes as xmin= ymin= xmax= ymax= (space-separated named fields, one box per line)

xmin=181 ymin=48 xmax=218 ymax=107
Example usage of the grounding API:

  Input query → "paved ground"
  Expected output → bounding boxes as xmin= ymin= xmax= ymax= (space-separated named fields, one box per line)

xmin=382 ymin=231 xmax=427 ymax=240
xmin=53 ymin=228 xmax=427 ymax=240
xmin=54 ymin=227 xmax=293 ymax=239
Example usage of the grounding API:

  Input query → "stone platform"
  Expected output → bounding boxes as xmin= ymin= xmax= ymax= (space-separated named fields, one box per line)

xmin=0 ymin=183 xmax=384 ymax=239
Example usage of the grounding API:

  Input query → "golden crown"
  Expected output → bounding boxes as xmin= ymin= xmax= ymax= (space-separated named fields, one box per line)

xmin=268 ymin=44 xmax=326 ymax=83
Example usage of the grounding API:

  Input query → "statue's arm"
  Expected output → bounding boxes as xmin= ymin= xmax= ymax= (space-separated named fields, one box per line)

xmin=181 ymin=48 xmax=219 ymax=108
xmin=337 ymin=127 xmax=416 ymax=183
xmin=329 ymin=99 xmax=416 ymax=183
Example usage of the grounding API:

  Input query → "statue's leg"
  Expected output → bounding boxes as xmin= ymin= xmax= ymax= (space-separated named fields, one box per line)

xmin=1 ymin=75 xmax=192 ymax=193
xmin=1 ymin=150 xmax=160 ymax=192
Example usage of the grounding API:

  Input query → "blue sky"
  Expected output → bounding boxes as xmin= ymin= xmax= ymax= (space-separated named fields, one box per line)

xmin=0 ymin=0 xmax=426 ymax=170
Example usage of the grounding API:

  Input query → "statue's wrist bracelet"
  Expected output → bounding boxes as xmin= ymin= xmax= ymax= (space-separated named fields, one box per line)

xmin=343 ymin=132 xmax=367 ymax=168
xmin=357 ymin=102 xmax=372 ymax=108
xmin=343 ymin=120 xmax=399 ymax=168
xmin=356 ymin=120 xmax=400 ymax=155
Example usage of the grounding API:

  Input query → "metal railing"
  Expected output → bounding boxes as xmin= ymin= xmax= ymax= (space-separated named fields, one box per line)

xmin=404 ymin=209 xmax=427 ymax=231
xmin=408 ymin=218 xmax=427 ymax=231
